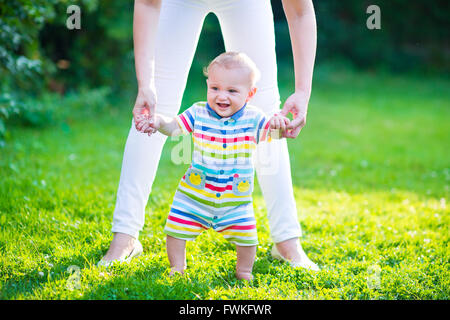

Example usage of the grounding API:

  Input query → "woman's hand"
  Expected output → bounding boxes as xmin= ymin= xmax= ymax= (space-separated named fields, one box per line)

xmin=133 ymin=87 xmax=157 ymax=135
xmin=280 ymin=91 xmax=309 ymax=138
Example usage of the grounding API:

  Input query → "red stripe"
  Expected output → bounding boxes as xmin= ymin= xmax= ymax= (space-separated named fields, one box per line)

xmin=218 ymin=224 xmax=257 ymax=232
xmin=193 ymin=132 xmax=256 ymax=143
xmin=179 ymin=114 xmax=192 ymax=132
xmin=204 ymin=183 xmax=233 ymax=192
xmin=168 ymin=215 xmax=208 ymax=229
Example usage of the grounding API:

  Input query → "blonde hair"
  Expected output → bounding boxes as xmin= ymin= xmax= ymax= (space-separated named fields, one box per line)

xmin=203 ymin=52 xmax=261 ymax=87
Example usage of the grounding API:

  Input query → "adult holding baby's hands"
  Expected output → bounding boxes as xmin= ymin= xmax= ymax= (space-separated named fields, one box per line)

xmin=134 ymin=87 xmax=309 ymax=138
xmin=99 ymin=0 xmax=319 ymax=272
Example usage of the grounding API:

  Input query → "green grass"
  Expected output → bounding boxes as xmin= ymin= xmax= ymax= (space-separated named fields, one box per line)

xmin=0 ymin=68 xmax=449 ymax=299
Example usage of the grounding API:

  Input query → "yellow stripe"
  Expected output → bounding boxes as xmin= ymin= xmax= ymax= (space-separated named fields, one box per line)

xmin=193 ymin=136 xmax=256 ymax=151
xmin=165 ymin=222 xmax=203 ymax=234
xmin=180 ymin=181 xmax=248 ymax=200
xmin=221 ymin=230 xmax=257 ymax=237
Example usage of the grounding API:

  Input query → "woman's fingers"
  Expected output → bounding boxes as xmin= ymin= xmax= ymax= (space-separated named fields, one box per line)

xmin=135 ymin=119 xmax=144 ymax=131
xmin=134 ymin=108 xmax=150 ymax=132
xmin=282 ymin=114 xmax=305 ymax=138
xmin=287 ymin=115 xmax=305 ymax=130
xmin=283 ymin=125 xmax=302 ymax=139
xmin=135 ymin=113 xmax=156 ymax=133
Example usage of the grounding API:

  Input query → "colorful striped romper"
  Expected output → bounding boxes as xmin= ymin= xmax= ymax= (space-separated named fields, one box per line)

xmin=163 ymin=102 xmax=272 ymax=246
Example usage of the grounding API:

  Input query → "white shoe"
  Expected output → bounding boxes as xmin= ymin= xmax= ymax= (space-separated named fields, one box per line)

xmin=97 ymin=239 xmax=143 ymax=268
xmin=271 ymin=245 xmax=320 ymax=271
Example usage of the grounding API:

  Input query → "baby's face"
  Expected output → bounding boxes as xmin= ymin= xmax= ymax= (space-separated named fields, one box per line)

xmin=206 ymin=65 xmax=256 ymax=118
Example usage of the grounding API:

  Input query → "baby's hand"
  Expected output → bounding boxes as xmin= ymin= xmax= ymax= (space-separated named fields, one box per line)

xmin=269 ymin=113 xmax=290 ymax=139
xmin=140 ymin=113 xmax=160 ymax=136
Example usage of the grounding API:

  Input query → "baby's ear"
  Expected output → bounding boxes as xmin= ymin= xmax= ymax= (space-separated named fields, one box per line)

xmin=246 ymin=87 xmax=257 ymax=102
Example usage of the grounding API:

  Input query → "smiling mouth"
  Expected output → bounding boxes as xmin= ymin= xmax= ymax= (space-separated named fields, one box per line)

xmin=217 ymin=103 xmax=230 ymax=109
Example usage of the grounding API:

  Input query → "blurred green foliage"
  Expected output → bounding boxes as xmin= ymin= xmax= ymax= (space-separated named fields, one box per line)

xmin=272 ymin=0 xmax=449 ymax=73
xmin=0 ymin=0 xmax=448 ymax=145
xmin=0 ymin=0 xmax=104 ymax=144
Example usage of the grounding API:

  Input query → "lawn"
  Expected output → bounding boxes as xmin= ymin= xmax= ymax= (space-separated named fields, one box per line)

xmin=0 ymin=68 xmax=449 ymax=300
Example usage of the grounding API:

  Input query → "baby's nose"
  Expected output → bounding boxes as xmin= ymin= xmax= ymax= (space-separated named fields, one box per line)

xmin=217 ymin=90 xmax=228 ymax=99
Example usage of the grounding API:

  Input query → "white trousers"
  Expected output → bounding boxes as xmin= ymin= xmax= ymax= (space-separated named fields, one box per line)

xmin=112 ymin=0 xmax=302 ymax=243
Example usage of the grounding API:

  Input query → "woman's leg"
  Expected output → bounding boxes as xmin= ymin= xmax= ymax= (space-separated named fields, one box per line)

xmin=103 ymin=0 xmax=209 ymax=261
xmin=214 ymin=0 xmax=316 ymax=266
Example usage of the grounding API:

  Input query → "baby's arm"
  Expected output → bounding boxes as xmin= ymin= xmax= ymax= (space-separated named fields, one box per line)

xmin=148 ymin=114 xmax=183 ymax=137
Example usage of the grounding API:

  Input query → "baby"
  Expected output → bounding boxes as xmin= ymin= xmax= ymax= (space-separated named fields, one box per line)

xmin=145 ymin=52 xmax=290 ymax=281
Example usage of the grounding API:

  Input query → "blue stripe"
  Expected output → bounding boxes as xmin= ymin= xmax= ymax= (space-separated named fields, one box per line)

xmin=173 ymin=199 xmax=232 ymax=216
xmin=203 ymin=171 xmax=251 ymax=182
xmin=170 ymin=207 xmax=210 ymax=226
xmin=205 ymin=176 xmax=233 ymax=183
xmin=256 ymin=116 xmax=266 ymax=143
xmin=216 ymin=216 xmax=256 ymax=228
xmin=195 ymin=115 xmax=256 ymax=127
xmin=216 ymin=210 xmax=250 ymax=222
xmin=184 ymin=109 xmax=195 ymax=127
xmin=172 ymin=198 xmax=214 ymax=217
xmin=192 ymin=163 xmax=253 ymax=175
xmin=198 ymin=125 xmax=253 ymax=135
xmin=199 ymin=161 xmax=252 ymax=169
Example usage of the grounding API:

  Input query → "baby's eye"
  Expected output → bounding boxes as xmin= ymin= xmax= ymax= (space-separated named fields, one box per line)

xmin=211 ymin=87 xmax=218 ymax=91
xmin=228 ymin=89 xmax=237 ymax=93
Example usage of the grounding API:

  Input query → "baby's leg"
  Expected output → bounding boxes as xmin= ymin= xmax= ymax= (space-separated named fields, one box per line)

xmin=236 ymin=245 xmax=257 ymax=281
xmin=166 ymin=235 xmax=186 ymax=275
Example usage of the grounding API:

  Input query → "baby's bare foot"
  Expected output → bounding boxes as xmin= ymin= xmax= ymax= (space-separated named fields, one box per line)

xmin=236 ymin=271 xmax=253 ymax=282
xmin=169 ymin=267 xmax=185 ymax=277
